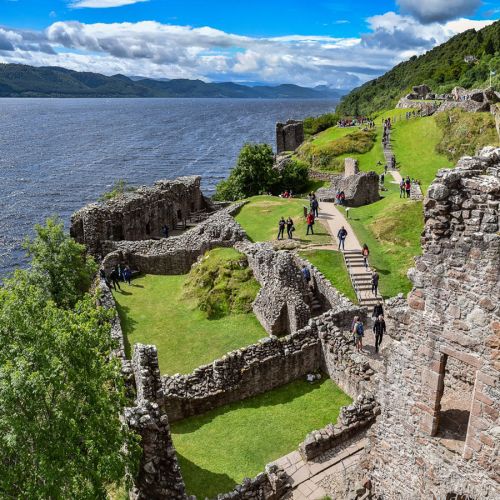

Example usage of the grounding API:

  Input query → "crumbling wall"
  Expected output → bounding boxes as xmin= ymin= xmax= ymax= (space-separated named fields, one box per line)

xmin=276 ymin=120 xmax=304 ymax=154
xmin=237 ymin=242 xmax=311 ymax=335
xmin=299 ymin=394 xmax=379 ymax=461
xmin=344 ymin=158 xmax=360 ymax=177
xmin=162 ymin=308 xmax=363 ymax=422
xmin=71 ymin=176 xmax=212 ymax=257
xmin=368 ymin=147 xmax=500 ymax=499
xmin=102 ymin=204 xmax=246 ymax=274
xmin=213 ymin=464 xmax=291 ymax=500
xmin=125 ymin=345 xmax=189 ymax=500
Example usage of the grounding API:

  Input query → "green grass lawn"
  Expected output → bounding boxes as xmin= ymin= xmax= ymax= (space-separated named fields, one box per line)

xmin=113 ymin=273 xmax=267 ymax=375
xmin=309 ymin=125 xmax=362 ymax=146
xmin=391 ymin=115 xmax=453 ymax=191
xmin=171 ymin=378 xmax=351 ymax=498
xmin=298 ymin=249 xmax=357 ymax=303
xmin=235 ymin=195 xmax=332 ymax=245
xmin=340 ymin=182 xmax=423 ymax=298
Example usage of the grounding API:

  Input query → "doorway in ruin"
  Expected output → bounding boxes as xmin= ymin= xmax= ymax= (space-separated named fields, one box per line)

xmin=436 ymin=354 xmax=475 ymax=453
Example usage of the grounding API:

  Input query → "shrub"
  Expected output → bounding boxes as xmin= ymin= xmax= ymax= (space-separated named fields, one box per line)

xmin=99 ymin=179 xmax=136 ymax=201
xmin=214 ymin=144 xmax=310 ymax=200
xmin=183 ymin=248 xmax=260 ymax=319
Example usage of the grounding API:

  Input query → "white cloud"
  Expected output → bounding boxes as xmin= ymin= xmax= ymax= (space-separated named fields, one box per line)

xmin=0 ymin=14 xmax=494 ymax=89
xmin=397 ymin=0 xmax=481 ymax=23
xmin=70 ymin=0 xmax=148 ymax=8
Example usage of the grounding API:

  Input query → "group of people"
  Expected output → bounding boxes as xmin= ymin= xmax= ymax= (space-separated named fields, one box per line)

xmin=279 ymin=190 xmax=293 ymax=198
xmin=399 ymin=176 xmax=412 ymax=198
xmin=337 ymin=117 xmax=374 ymax=128
xmin=351 ymin=301 xmax=386 ymax=354
xmin=100 ymin=263 xmax=132 ymax=290
xmin=334 ymin=190 xmax=346 ymax=206
xmin=277 ymin=216 xmax=295 ymax=240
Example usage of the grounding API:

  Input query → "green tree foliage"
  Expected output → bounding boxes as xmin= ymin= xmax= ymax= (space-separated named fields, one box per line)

xmin=24 ymin=217 xmax=97 ymax=309
xmin=214 ymin=143 xmax=309 ymax=200
xmin=303 ymin=112 xmax=340 ymax=137
xmin=0 ymin=220 xmax=140 ymax=498
xmin=337 ymin=20 xmax=500 ymax=116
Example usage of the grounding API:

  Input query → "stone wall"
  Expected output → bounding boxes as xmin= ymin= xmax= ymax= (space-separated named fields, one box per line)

xmin=368 ymin=147 xmax=500 ymax=499
xmin=101 ymin=204 xmax=246 ymax=275
xmin=71 ymin=176 xmax=212 ymax=257
xmin=276 ymin=120 xmax=304 ymax=154
xmin=162 ymin=307 xmax=364 ymax=422
xmin=344 ymin=158 xmax=360 ymax=177
xmin=125 ymin=345 xmax=189 ymax=500
xmin=237 ymin=242 xmax=311 ymax=335
xmin=299 ymin=394 xmax=379 ymax=461
xmin=213 ymin=465 xmax=291 ymax=500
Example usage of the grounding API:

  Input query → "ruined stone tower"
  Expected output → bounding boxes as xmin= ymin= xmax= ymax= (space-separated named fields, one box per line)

xmin=370 ymin=148 xmax=500 ymax=498
xmin=276 ymin=120 xmax=304 ymax=154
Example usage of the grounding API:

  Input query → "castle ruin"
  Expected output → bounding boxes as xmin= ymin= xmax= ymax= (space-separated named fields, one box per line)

xmin=276 ymin=120 xmax=305 ymax=154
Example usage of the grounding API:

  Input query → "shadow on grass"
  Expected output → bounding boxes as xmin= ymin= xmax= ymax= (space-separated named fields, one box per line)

xmin=177 ymin=453 xmax=237 ymax=498
xmin=172 ymin=379 xmax=325 ymax=435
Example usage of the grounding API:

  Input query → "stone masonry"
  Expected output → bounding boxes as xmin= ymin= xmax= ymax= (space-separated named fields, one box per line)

xmin=368 ymin=147 xmax=500 ymax=499
xmin=71 ymin=176 xmax=212 ymax=256
xmin=276 ymin=120 xmax=304 ymax=154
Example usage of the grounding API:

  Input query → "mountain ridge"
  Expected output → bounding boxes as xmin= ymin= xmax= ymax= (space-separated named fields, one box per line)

xmin=0 ymin=63 xmax=345 ymax=99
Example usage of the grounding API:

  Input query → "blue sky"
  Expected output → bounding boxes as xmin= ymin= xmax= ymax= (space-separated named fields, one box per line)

xmin=0 ymin=0 xmax=497 ymax=87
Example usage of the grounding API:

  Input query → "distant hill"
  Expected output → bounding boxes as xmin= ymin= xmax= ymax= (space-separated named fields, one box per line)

xmin=337 ymin=20 xmax=500 ymax=115
xmin=0 ymin=63 xmax=344 ymax=99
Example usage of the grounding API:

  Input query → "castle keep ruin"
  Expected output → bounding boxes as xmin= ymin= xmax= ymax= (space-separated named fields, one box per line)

xmin=276 ymin=119 xmax=304 ymax=154
xmin=75 ymin=146 xmax=499 ymax=498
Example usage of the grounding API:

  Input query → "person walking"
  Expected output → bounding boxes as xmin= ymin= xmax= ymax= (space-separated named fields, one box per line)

xmin=352 ymin=317 xmax=364 ymax=353
xmin=109 ymin=266 xmax=121 ymax=291
xmin=371 ymin=270 xmax=379 ymax=297
xmin=372 ymin=300 xmax=384 ymax=320
xmin=361 ymin=244 xmax=370 ymax=270
xmin=405 ymin=177 xmax=411 ymax=198
xmin=399 ymin=180 xmax=405 ymax=198
xmin=306 ymin=211 xmax=315 ymax=235
xmin=277 ymin=217 xmax=285 ymax=240
xmin=301 ymin=264 xmax=311 ymax=284
xmin=311 ymin=197 xmax=319 ymax=218
xmin=123 ymin=265 xmax=132 ymax=285
xmin=337 ymin=226 xmax=348 ymax=251
xmin=286 ymin=217 xmax=294 ymax=239
xmin=373 ymin=315 xmax=386 ymax=353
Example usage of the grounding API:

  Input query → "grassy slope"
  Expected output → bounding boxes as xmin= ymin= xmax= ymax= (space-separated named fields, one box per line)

xmin=340 ymin=183 xmax=423 ymax=297
xmin=298 ymin=249 xmax=357 ymax=303
xmin=171 ymin=378 xmax=351 ymax=498
xmin=391 ymin=115 xmax=453 ymax=191
xmin=235 ymin=195 xmax=332 ymax=245
xmin=113 ymin=273 xmax=266 ymax=375
xmin=311 ymin=125 xmax=360 ymax=146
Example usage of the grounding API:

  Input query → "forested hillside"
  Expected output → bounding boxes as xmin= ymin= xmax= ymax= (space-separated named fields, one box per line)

xmin=337 ymin=20 xmax=500 ymax=115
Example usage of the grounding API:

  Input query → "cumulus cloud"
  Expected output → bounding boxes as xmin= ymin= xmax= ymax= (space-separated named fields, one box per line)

xmin=70 ymin=0 xmax=148 ymax=8
xmin=0 ymin=14 xmax=494 ymax=88
xmin=397 ymin=0 xmax=481 ymax=23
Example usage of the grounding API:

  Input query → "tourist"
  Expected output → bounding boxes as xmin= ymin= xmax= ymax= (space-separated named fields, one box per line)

xmin=335 ymin=190 xmax=341 ymax=204
xmin=99 ymin=268 xmax=111 ymax=289
xmin=109 ymin=267 xmax=121 ymax=291
xmin=286 ymin=216 xmax=295 ymax=239
xmin=361 ymin=244 xmax=370 ymax=270
xmin=372 ymin=300 xmax=384 ymax=319
xmin=373 ymin=315 xmax=386 ymax=353
xmin=301 ymin=264 xmax=311 ymax=284
xmin=399 ymin=180 xmax=405 ymax=198
xmin=339 ymin=191 xmax=345 ymax=205
xmin=337 ymin=226 xmax=348 ymax=251
xmin=162 ymin=224 xmax=169 ymax=238
xmin=306 ymin=211 xmax=315 ymax=235
xmin=352 ymin=317 xmax=364 ymax=353
xmin=123 ymin=266 xmax=132 ymax=285
xmin=311 ymin=197 xmax=319 ymax=218
xmin=380 ymin=173 xmax=385 ymax=185
xmin=371 ymin=271 xmax=379 ymax=296
xmin=405 ymin=177 xmax=411 ymax=198
xmin=277 ymin=217 xmax=286 ymax=240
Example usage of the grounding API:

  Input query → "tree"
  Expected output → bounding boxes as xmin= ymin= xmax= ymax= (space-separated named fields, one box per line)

xmin=0 ymin=274 xmax=140 ymax=499
xmin=484 ymin=38 xmax=495 ymax=56
xmin=24 ymin=217 xmax=97 ymax=309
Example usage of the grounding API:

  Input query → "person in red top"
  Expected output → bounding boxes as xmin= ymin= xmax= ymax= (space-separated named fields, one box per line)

xmin=306 ymin=211 xmax=315 ymax=235
xmin=405 ymin=177 xmax=411 ymax=198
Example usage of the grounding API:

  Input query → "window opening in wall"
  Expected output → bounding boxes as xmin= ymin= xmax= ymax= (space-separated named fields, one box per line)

xmin=436 ymin=355 xmax=475 ymax=453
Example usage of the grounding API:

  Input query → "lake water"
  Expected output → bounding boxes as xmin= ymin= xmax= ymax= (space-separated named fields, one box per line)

xmin=0 ymin=98 xmax=335 ymax=276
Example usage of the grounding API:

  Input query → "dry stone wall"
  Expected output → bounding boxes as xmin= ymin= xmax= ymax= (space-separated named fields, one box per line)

xmin=162 ymin=307 xmax=364 ymax=422
xmin=102 ymin=204 xmax=246 ymax=274
xmin=71 ymin=176 xmax=211 ymax=257
xmin=368 ymin=147 xmax=500 ymax=499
